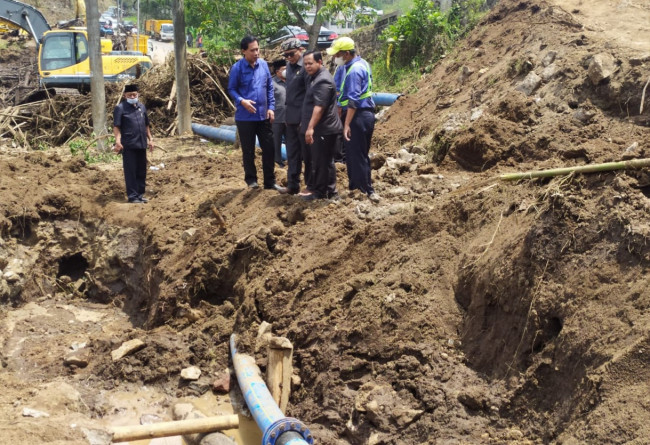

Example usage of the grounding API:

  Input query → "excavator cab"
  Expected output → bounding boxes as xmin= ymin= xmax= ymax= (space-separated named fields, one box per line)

xmin=38 ymin=29 xmax=152 ymax=91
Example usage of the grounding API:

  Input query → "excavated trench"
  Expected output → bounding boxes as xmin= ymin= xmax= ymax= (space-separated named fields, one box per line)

xmin=1 ymin=214 xmax=161 ymax=328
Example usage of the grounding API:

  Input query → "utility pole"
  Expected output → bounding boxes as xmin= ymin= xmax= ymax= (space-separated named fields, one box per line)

xmin=85 ymin=0 xmax=107 ymax=150
xmin=172 ymin=0 xmax=191 ymax=135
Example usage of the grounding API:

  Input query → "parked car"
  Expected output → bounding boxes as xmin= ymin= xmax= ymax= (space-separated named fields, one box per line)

xmin=267 ymin=25 xmax=339 ymax=50
xmin=316 ymin=26 xmax=338 ymax=49
xmin=267 ymin=25 xmax=309 ymax=48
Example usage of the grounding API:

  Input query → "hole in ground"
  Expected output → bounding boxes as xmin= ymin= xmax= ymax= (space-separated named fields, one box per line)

xmin=57 ymin=252 xmax=88 ymax=281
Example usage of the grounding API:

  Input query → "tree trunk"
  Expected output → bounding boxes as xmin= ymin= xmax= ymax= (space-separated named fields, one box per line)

xmin=85 ymin=0 xmax=107 ymax=150
xmin=306 ymin=0 xmax=324 ymax=51
xmin=172 ymin=0 xmax=192 ymax=135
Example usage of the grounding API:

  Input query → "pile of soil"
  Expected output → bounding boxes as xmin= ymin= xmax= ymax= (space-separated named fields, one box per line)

xmin=1 ymin=0 xmax=649 ymax=444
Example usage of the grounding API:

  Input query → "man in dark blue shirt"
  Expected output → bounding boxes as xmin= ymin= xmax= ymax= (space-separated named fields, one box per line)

xmin=228 ymin=35 xmax=286 ymax=193
xmin=113 ymin=84 xmax=153 ymax=204
xmin=328 ymin=37 xmax=379 ymax=202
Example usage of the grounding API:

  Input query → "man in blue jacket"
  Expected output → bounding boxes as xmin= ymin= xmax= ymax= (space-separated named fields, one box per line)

xmin=228 ymin=35 xmax=286 ymax=192
xmin=328 ymin=37 xmax=379 ymax=202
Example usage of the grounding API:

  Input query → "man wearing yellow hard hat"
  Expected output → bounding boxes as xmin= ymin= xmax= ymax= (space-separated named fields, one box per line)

xmin=327 ymin=37 xmax=379 ymax=202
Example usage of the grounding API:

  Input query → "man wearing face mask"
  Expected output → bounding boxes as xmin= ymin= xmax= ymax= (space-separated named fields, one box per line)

xmin=281 ymin=38 xmax=312 ymax=195
xmin=272 ymin=59 xmax=287 ymax=167
xmin=328 ymin=37 xmax=379 ymax=203
xmin=113 ymin=84 xmax=154 ymax=204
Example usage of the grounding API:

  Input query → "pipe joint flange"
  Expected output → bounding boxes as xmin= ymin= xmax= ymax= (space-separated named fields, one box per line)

xmin=262 ymin=417 xmax=314 ymax=445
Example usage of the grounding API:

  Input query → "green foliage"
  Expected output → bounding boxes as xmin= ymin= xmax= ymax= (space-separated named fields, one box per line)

xmin=380 ymin=0 xmax=487 ymax=72
xmin=185 ymin=0 xmax=291 ymax=48
xmin=69 ymin=136 xmax=120 ymax=164
xmin=371 ymin=58 xmax=420 ymax=94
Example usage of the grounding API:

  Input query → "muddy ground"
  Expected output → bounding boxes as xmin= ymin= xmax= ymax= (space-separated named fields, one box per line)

xmin=1 ymin=0 xmax=650 ymax=444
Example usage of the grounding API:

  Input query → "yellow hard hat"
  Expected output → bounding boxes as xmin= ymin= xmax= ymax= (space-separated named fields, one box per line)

xmin=326 ymin=36 xmax=355 ymax=55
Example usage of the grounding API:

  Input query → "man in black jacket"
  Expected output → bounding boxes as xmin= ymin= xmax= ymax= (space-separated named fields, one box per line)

xmin=301 ymin=51 xmax=342 ymax=200
xmin=281 ymin=38 xmax=312 ymax=195
xmin=113 ymin=84 xmax=153 ymax=203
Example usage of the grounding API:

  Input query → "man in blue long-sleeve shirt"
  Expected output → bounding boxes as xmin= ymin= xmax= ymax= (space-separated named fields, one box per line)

xmin=328 ymin=37 xmax=379 ymax=202
xmin=228 ymin=35 xmax=286 ymax=193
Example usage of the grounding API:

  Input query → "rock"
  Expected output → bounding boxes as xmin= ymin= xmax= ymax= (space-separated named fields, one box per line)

xmin=573 ymin=108 xmax=596 ymax=124
xmin=385 ymin=157 xmax=411 ymax=173
xmin=629 ymin=55 xmax=650 ymax=66
xmin=506 ymin=429 xmax=524 ymax=440
xmin=457 ymin=388 xmax=487 ymax=411
xmin=369 ymin=153 xmax=386 ymax=170
xmin=625 ymin=142 xmax=639 ymax=153
xmin=0 ymin=279 xmax=10 ymax=299
xmin=291 ymin=374 xmax=302 ymax=388
xmin=82 ymin=428 xmax=113 ymax=445
xmin=394 ymin=407 xmax=424 ymax=428
xmin=188 ymin=378 xmax=212 ymax=395
xmin=588 ymin=53 xmax=616 ymax=85
xmin=409 ymin=145 xmax=426 ymax=155
xmin=140 ymin=413 xmax=163 ymax=425
xmin=541 ymin=50 xmax=557 ymax=67
xmin=515 ymin=71 xmax=542 ymax=95
xmin=396 ymin=148 xmax=414 ymax=163
xmin=173 ymin=403 xmax=194 ymax=420
xmin=22 ymin=407 xmax=50 ymax=418
xmin=182 ymin=228 xmax=198 ymax=241
xmin=181 ymin=366 xmax=202 ymax=380
xmin=386 ymin=187 xmax=410 ymax=197
xmin=470 ymin=107 xmax=483 ymax=121
xmin=458 ymin=65 xmax=474 ymax=83
xmin=63 ymin=351 xmax=89 ymax=368
xmin=111 ymin=339 xmax=146 ymax=362
xmin=212 ymin=372 xmax=231 ymax=394
xmin=200 ymin=433 xmax=236 ymax=445
xmin=540 ymin=63 xmax=558 ymax=82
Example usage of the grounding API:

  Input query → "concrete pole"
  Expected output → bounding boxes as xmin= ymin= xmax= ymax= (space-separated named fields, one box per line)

xmin=84 ymin=0 xmax=107 ymax=150
xmin=172 ymin=0 xmax=192 ymax=135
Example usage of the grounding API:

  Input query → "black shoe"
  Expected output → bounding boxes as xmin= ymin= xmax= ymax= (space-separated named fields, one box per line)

xmin=265 ymin=183 xmax=288 ymax=194
xmin=287 ymin=187 xmax=300 ymax=195
xmin=128 ymin=198 xmax=144 ymax=204
xmin=247 ymin=181 xmax=259 ymax=189
xmin=327 ymin=191 xmax=339 ymax=200
xmin=275 ymin=160 xmax=286 ymax=168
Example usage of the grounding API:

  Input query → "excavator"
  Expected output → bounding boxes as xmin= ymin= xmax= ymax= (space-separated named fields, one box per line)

xmin=0 ymin=0 xmax=152 ymax=91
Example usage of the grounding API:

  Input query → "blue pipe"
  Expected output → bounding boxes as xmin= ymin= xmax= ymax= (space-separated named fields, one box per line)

xmin=191 ymin=123 xmax=287 ymax=161
xmin=373 ymin=92 xmax=400 ymax=107
xmin=230 ymin=334 xmax=314 ymax=445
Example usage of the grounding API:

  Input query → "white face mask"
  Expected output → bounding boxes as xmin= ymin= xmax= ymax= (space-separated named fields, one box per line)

xmin=278 ymin=68 xmax=286 ymax=79
xmin=126 ymin=97 xmax=138 ymax=105
xmin=334 ymin=56 xmax=344 ymax=67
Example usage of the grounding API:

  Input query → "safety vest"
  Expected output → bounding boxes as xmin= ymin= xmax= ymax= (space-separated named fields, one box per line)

xmin=338 ymin=59 xmax=373 ymax=107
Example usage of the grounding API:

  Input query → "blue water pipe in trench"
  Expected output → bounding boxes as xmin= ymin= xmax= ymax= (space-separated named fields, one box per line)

xmin=230 ymin=334 xmax=313 ymax=445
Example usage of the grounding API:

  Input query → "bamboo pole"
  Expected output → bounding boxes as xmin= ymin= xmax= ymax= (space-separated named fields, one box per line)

xmin=110 ymin=414 xmax=239 ymax=442
xmin=499 ymin=158 xmax=650 ymax=181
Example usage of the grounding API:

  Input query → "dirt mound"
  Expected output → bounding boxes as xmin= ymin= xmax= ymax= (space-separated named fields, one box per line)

xmin=1 ymin=0 xmax=650 ymax=444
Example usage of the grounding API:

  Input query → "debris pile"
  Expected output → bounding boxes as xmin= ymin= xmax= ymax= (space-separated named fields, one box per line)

xmin=0 ymin=54 xmax=234 ymax=148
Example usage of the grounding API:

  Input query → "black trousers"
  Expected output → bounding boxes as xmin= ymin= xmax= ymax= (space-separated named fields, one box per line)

xmin=122 ymin=148 xmax=147 ymax=201
xmin=236 ymin=119 xmax=276 ymax=188
xmin=344 ymin=109 xmax=375 ymax=194
xmin=272 ymin=122 xmax=286 ymax=164
xmin=309 ymin=133 xmax=338 ymax=198
xmin=285 ymin=123 xmax=312 ymax=193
